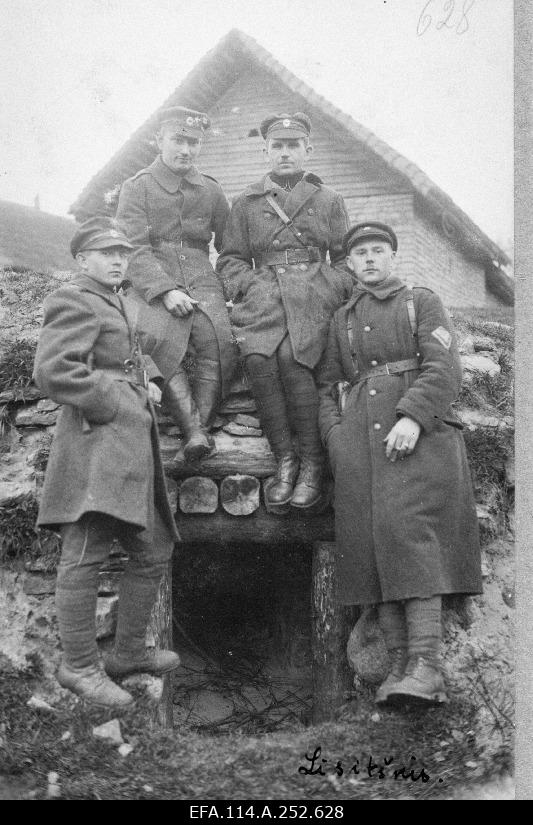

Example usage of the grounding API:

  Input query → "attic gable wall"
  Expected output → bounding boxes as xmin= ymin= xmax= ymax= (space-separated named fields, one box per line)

xmin=197 ymin=65 xmax=417 ymax=278
xmin=199 ymin=66 xmax=411 ymax=201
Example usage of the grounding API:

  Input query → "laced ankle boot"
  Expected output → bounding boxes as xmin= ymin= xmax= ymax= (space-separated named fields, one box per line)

xmin=267 ymin=451 xmax=300 ymax=505
xmin=387 ymin=596 xmax=448 ymax=705
xmin=290 ymin=456 xmax=324 ymax=508
xmin=57 ymin=661 xmax=134 ymax=708
xmin=375 ymin=648 xmax=409 ymax=705
xmin=105 ymin=570 xmax=181 ymax=679
xmin=375 ymin=601 xmax=408 ymax=705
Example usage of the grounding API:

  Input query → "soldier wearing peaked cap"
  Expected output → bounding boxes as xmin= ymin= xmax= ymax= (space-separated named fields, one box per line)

xmin=216 ymin=112 xmax=353 ymax=509
xmin=34 ymin=216 xmax=181 ymax=709
xmin=116 ymin=106 xmax=237 ymax=464
xmin=317 ymin=221 xmax=482 ymax=707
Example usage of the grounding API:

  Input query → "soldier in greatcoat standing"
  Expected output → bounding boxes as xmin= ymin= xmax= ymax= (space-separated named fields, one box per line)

xmin=34 ymin=218 xmax=181 ymax=709
xmin=217 ymin=113 xmax=353 ymax=508
xmin=116 ymin=107 xmax=237 ymax=463
xmin=317 ymin=222 xmax=482 ymax=705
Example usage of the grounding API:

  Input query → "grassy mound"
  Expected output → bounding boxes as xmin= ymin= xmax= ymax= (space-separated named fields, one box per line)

xmin=0 ymin=654 xmax=512 ymax=800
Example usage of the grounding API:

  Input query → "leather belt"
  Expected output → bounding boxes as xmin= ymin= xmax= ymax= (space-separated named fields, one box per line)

xmin=255 ymin=247 xmax=323 ymax=267
xmin=355 ymin=358 xmax=420 ymax=383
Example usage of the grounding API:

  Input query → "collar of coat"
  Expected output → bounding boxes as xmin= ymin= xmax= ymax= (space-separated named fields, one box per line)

xmin=345 ymin=275 xmax=407 ymax=309
xmin=70 ymin=273 xmax=123 ymax=305
xmin=243 ymin=171 xmax=323 ymax=197
xmin=147 ymin=155 xmax=206 ymax=193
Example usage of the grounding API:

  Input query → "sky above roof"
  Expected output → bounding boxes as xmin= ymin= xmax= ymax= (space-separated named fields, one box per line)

xmin=0 ymin=0 xmax=513 ymax=250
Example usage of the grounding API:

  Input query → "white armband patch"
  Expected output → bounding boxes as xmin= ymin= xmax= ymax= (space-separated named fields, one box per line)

xmin=431 ymin=326 xmax=452 ymax=349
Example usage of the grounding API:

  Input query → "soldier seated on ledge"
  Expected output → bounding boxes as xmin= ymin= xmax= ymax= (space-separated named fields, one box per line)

xmin=216 ymin=111 xmax=353 ymax=510
xmin=33 ymin=216 xmax=181 ymax=709
xmin=317 ymin=220 xmax=483 ymax=706
xmin=116 ymin=106 xmax=237 ymax=464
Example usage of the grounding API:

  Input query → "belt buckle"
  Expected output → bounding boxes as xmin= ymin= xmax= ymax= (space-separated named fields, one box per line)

xmin=123 ymin=358 xmax=135 ymax=375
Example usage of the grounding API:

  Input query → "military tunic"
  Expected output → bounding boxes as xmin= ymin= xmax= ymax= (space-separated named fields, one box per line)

xmin=216 ymin=173 xmax=353 ymax=368
xmin=317 ymin=277 xmax=482 ymax=605
xmin=116 ymin=155 xmax=236 ymax=392
xmin=34 ymin=274 xmax=179 ymax=540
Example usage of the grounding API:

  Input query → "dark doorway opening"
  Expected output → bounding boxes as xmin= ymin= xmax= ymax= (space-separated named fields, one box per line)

xmin=171 ymin=540 xmax=314 ymax=733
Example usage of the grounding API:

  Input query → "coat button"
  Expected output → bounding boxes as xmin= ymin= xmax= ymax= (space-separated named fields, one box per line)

xmin=373 ymin=423 xmax=381 ymax=431
xmin=278 ymin=267 xmax=286 ymax=274
xmin=371 ymin=360 xmax=378 ymax=367
xmin=364 ymin=325 xmax=371 ymax=332
xmin=273 ymin=239 xmax=281 ymax=247
xmin=369 ymin=389 xmax=377 ymax=396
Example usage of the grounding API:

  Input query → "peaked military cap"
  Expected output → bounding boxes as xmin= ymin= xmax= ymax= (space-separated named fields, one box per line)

xmin=70 ymin=216 xmax=133 ymax=258
xmin=157 ymin=106 xmax=211 ymax=138
xmin=260 ymin=112 xmax=311 ymax=140
xmin=343 ymin=222 xmax=398 ymax=255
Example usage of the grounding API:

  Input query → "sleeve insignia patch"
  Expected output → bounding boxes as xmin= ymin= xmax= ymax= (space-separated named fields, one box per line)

xmin=431 ymin=326 xmax=452 ymax=349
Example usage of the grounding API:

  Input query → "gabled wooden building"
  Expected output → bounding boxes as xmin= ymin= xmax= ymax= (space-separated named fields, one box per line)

xmin=71 ymin=29 xmax=513 ymax=308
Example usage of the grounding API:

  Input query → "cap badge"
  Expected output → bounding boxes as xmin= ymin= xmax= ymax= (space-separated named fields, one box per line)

xmin=109 ymin=230 xmax=120 ymax=237
xmin=282 ymin=119 xmax=291 ymax=128
xmin=186 ymin=116 xmax=194 ymax=126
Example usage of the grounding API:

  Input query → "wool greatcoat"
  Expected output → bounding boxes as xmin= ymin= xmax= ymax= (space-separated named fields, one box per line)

xmin=115 ymin=155 xmax=237 ymax=392
xmin=317 ymin=276 xmax=482 ymax=605
xmin=216 ymin=173 xmax=353 ymax=368
xmin=33 ymin=273 xmax=179 ymax=541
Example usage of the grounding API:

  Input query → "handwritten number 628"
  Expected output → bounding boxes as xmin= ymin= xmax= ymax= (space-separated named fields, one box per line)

xmin=417 ymin=0 xmax=475 ymax=36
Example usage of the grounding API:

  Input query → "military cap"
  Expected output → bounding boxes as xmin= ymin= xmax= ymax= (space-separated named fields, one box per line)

xmin=70 ymin=216 xmax=133 ymax=258
xmin=260 ymin=112 xmax=311 ymax=140
xmin=343 ymin=222 xmax=398 ymax=255
xmin=157 ymin=106 xmax=211 ymax=138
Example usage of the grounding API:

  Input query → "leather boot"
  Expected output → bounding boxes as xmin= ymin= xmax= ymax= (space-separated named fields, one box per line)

xmin=266 ymin=452 xmax=300 ymax=506
xmin=163 ymin=369 xmax=212 ymax=463
xmin=387 ymin=656 xmax=448 ymax=705
xmin=104 ymin=648 xmax=181 ymax=679
xmin=57 ymin=661 xmax=134 ymax=709
xmin=291 ymin=457 xmax=324 ymax=509
xmin=375 ymin=648 xmax=409 ymax=705
xmin=192 ymin=357 xmax=221 ymax=431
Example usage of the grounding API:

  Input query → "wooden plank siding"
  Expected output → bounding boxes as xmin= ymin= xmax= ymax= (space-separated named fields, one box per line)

xmin=200 ymin=67 xmax=411 ymax=202
xmin=410 ymin=203 xmax=489 ymax=307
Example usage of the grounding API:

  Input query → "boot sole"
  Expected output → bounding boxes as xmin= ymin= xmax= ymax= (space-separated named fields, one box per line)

xmin=290 ymin=492 xmax=322 ymax=510
xmin=105 ymin=659 xmax=182 ymax=679
xmin=387 ymin=689 xmax=448 ymax=705
xmin=266 ymin=493 xmax=294 ymax=507
xmin=57 ymin=677 xmax=134 ymax=709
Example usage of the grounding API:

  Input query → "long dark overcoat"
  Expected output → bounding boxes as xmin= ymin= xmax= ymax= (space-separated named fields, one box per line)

xmin=317 ymin=276 xmax=482 ymax=605
xmin=116 ymin=156 xmax=237 ymax=392
xmin=216 ymin=173 xmax=353 ymax=368
xmin=33 ymin=274 xmax=179 ymax=540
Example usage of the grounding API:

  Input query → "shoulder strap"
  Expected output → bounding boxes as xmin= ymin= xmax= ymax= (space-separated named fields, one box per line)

xmin=264 ymin=192 xmax=308 ymax=249
xmin=117 ymin=293 xmax=143 ymax=360
xmin=405 ymin=291 xmax=418 ymax=338
xmin=346 ymin=307 xmax=359 ymax=375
